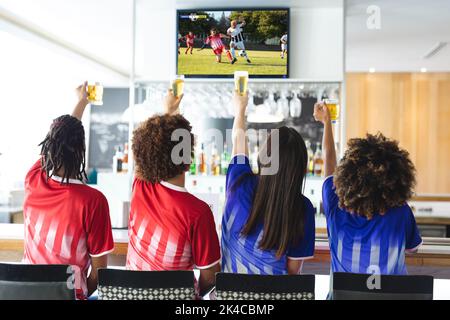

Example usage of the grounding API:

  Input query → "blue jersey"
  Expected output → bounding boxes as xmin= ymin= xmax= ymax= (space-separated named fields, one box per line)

xmin=221 ymin=155 xmax=316 ymax=275
xmin=323 ymin=176 xmax=422 ymax=275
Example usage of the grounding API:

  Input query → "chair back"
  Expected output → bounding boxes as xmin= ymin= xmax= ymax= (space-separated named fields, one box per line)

xmin=0 ymin=263 xmax=75 ymax=300
xmin=215 ymin=273 xmax=315 ymax=300
xmin=332 ymin=272 xmax=434 ymax=300
xmin=98 ymin=269 xmax=196 ymax=300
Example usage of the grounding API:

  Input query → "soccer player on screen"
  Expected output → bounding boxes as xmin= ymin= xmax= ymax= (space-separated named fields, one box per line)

xmin=202 ymin=28 xmax=233 ymax=63
xmin=227 ymin=18 xmax=251 ymax=64
xmin=280 ymin=32 xmax=288 ymax=59
xmin=183 ymin=31 xmax=195 ymax=54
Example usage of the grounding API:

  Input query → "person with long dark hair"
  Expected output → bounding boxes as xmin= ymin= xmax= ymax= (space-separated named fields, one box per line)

xmin=221 ymin=91 xmax=316 ymax=275
xmin=23 ymin=82 xmax=114 ymax=299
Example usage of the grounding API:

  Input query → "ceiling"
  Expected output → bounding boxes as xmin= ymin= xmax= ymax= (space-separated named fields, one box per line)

xmin=0 ymin=0 xmax=449 ymax=75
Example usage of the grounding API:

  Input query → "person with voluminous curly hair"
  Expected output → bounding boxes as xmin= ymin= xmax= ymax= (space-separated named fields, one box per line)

xmin=313 ymin=101 xmax=422 ymax=282
xmin=126 ymin=91 xmax=221 ymax=298
xmin=23 ymin=82 xmax=114 ymax=300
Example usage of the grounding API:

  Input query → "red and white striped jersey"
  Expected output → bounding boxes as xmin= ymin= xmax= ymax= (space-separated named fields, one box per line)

xmin=126 ymin=179 xmax=221 ymax=273
xmin=23 ymin=160 xmax=114 ymax=299
xmin=205 ymin=34 xmax=225 ymax=50
xmin=185 ymin=34 xmax=195 ymax=44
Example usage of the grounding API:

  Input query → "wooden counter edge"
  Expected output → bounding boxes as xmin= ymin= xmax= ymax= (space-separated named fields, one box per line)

xmin=2 ymin=239 xmax=450 ymax=267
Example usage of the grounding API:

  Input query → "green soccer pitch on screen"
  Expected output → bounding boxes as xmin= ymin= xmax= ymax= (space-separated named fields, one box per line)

xmin=176 ymin=8 xmax=290 ymax=78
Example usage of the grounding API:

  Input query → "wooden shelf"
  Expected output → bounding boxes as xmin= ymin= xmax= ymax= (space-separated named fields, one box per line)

xmin=134 ymin=77 xmax=343 ymax=84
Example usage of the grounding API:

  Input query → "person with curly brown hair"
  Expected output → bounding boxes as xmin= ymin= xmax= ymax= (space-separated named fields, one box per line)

xmin=313 ymin=102 xmax=422 ymax=277
xmin=126 ymin=91 xmax=221 ymax=297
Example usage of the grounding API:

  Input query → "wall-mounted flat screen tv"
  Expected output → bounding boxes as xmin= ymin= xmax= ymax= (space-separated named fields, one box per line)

xmin=176 ymin=8 xmax=289 ymax=78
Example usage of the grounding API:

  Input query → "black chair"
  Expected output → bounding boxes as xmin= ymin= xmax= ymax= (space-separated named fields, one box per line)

xmin=97 ymin=269 xmax=195 ymax=300
xmin=332 ymin=272 xmax=434 ymax=300
xmin=215 ymin=273 xmax=315 ymax=300
xmin=0 ymin=263 xmax=75 ymax=300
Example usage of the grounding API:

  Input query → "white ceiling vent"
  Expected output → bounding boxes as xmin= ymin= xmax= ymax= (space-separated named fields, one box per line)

xmin=423 ymin=42 xmax=448 ymax=59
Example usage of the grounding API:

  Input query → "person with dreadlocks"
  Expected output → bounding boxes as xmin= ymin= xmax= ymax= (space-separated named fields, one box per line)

xmin=313 ymin=101 xmax=421 ymax=285
xmin=23 ymin=82 xmax=114 ymax=299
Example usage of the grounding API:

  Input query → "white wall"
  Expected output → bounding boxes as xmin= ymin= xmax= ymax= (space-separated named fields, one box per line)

xmin=0 ymin=0 xmax=134 ymax=80
xmin=291 ymin=7 xmax=343 ymax=80
xmin=0 ymin=18 xmax=127 ymax=191
xmin=135 ymin=0 xmax=344 ymax=81
xmin=346 ymin=0 xmax=450 ymax=72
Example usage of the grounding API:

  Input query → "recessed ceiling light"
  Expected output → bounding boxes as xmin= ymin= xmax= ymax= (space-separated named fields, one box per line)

xmin=420 ymin=67 xmax=427 ymax=73
xmin=369 ymin=68 xmax=376 ymax=73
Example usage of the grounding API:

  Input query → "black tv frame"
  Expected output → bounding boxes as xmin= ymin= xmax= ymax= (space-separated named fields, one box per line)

xmin=175 ymin=7 xmax=290 ymax=79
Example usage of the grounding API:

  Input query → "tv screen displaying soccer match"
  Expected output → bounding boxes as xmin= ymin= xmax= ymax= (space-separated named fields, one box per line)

xmin=176 ymin=9 xmax=289 ymax=78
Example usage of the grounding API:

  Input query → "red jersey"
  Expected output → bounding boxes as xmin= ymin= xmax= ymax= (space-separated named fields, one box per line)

xmin=185 ymin=34 xmax=195 ymax=45
xmin=126 ymin=179 xmax=221 ymax=274
xmin=205 ymin=34 xmax=225 ymax=50
xmin=23 ymin=160 xmax=114 ymax=299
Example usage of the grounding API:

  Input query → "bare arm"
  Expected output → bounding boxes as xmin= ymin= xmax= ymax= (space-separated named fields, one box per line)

xmin=287 ymin=259 xmax=304 ymax=275
xmin=87 ymin=255 xmax=108 ymax=296
xmin=164 ymin=89 xmax=183 ymax=115
xmin=198 ymin=263 xmax=221 ymax=296
xmin=231 ymin=91 xmax=249 ymax=157
xmin=72 ymin=81 xmax=89 ymax=121
xmin=314 ymin=102 xmax=337 ymax=177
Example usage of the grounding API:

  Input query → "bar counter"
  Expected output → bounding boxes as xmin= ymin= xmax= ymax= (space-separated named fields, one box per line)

xmin=1 ymin=223 xmax=450 ymax=267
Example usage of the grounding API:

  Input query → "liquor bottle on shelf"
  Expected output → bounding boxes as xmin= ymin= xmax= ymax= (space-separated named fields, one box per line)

xmin=220 ymin=143 xmax=231 ymax=175
xmin=122 ymin=143 xmax=129 ymax=173
xmin=313 ymin=142 xmax=324 ymax=177
xmin=199 ymin=143 xmax=207 ymax=175
xmin=250 ymin=145 xmax=259 ymax=174
xmin=305 ymin=140 xmax=314 ymax=176
xmin=189 ymin=152 xmax=197 ymax=175
xmin=112 ymin=146 xmax=123 ymax=173
xmin=211 ymin=143 xmax=221 ymax=176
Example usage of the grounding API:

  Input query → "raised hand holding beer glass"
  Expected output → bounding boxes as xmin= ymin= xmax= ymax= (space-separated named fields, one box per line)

xmin=232 ymin=89 xmax=249 ymax=157
xmin=234 ymin=71 xmax=248 ymax=96
xmin=72 ymin=81 xmax=89 ymax=120
xmin=164 ymin=89 xmax=183 ymax=115
xmin=87 ymin=82 xmax=104 ymax=105
xmin=171 ymin=75 xmax=185 ymax=98
xmin=324 ymin=98 xmax=339 ymax=123
xmin=76 ymin=81 xmax=89 ymax=105
xmin=313 ymin=101 xmax=330 ymax=124
xmin=233 ymin=88 xmax=249 ymax=116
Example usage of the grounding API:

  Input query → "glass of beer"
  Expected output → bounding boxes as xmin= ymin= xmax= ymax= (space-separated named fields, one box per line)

xmin=87 ymin=82 xmax=103 ymax=106
xmin=171 ymin=75 xmax=185 ymax=97
xmin=324 ymin=98 xmax=339 ymax=123
xmin=234 ymin=71 xmax=248 ymax=96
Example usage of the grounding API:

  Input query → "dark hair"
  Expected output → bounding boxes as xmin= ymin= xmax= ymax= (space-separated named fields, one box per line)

xmin=210 ymin=27 xmax=218 ymax=33
xmin=334 ymin=133 xmax=416 ymax=218
xmin=132 ymin=114 xmax=194 ymax=183
xmin=241 ymin=126 xmax=308 ymax=258
xmin=39 ymin=115 xmax=87 ymax=184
